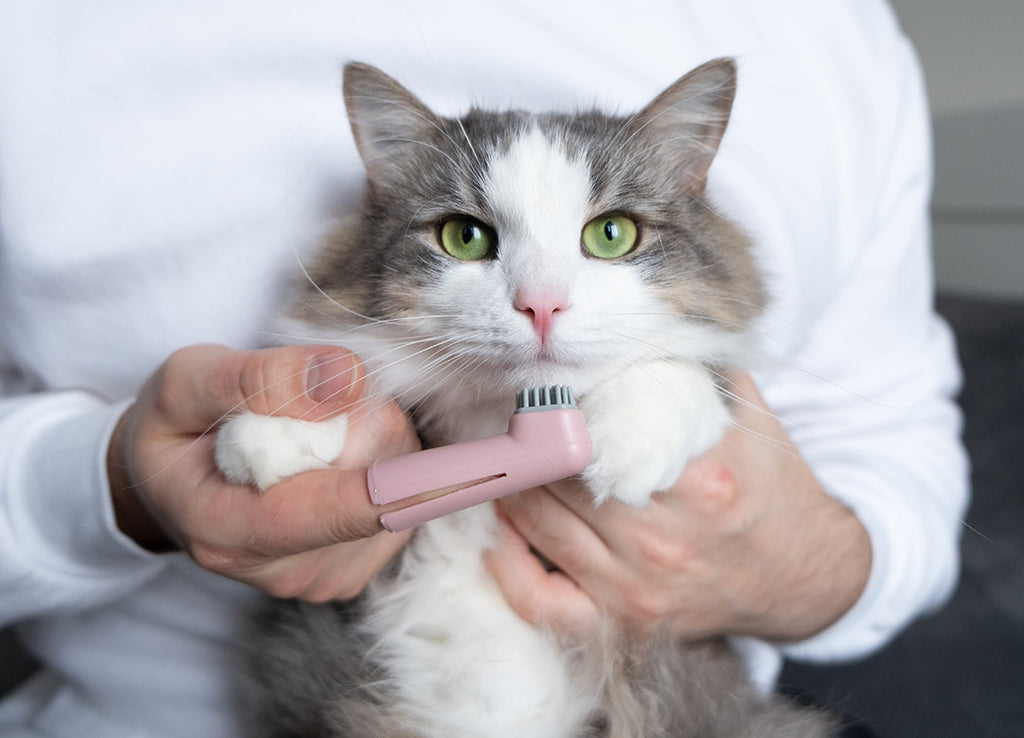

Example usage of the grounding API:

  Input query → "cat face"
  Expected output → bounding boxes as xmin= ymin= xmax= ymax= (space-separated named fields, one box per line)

xmin=292 ymin=60 xmax=763 ymax=418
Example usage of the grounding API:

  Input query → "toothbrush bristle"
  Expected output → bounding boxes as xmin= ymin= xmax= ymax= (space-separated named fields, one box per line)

xmin=515 ymin=385 xmax=577 ymax=413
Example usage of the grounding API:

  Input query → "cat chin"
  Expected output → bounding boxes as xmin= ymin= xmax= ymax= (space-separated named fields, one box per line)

xmin=500 ymin=354 xmax=633 ymax=395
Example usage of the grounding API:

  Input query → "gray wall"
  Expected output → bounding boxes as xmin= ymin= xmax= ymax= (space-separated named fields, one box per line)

xmin=891 ymin=0 xmax=1024 ymax=300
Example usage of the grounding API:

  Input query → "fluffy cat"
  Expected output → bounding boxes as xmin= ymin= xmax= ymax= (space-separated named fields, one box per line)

xmin=216 ymin=59 xmax=835 ymax=737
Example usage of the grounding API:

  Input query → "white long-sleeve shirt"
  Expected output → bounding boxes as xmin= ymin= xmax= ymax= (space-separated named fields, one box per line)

xmin=0 ymin=1 xmax=968 ymax=735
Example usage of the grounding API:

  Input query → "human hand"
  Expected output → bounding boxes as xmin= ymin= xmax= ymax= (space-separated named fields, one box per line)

xmin=486 ymin=372 xmax=871 ymax=642
xmin=107 ymin=344 xmax=419 ymax=601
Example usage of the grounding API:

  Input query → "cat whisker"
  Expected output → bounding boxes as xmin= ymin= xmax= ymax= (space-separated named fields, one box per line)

xmin=608 ymin=311 xmax=758 ymax=335
xmin=452 ymin=116 xmax=483 ymax=171
xmin=723 ymin=415 xmax=805 ymax=460
xmin=294 ymin=256 xmax=381 ymax=326
xmin=629 ymin=361 xmax=804 ymax=461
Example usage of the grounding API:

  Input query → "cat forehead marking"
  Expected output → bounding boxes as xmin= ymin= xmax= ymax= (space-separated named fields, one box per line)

xmin=481 ymin=125 xmax=592 ymax=283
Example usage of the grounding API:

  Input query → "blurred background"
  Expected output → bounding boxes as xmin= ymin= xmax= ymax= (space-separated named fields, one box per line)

xmin=781 ymin=2 xmax=1024 ymax=736
xmin=895 ymin=0 xmax=1024 ymax=301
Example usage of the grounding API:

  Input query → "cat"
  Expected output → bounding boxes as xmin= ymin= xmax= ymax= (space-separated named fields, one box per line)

xmin=215 ymin=59 xmax=835 ymax=737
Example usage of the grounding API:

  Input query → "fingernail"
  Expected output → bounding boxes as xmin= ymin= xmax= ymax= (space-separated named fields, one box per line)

xmin=306 ymin=352 xmax=360 ymax=405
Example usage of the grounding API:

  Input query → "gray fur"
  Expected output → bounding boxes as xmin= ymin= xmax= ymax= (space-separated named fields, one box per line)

xmin=244 ymin=60 xmax=835 ymax=736
xmin=244 ymin=597 xmax=834 ymax=737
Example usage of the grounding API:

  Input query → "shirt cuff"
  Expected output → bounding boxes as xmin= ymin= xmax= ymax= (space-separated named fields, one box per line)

xmin=779 ymin=460 xmax=959 ymax=663
xmin=4 ymin=392 xmax=165 ymax=585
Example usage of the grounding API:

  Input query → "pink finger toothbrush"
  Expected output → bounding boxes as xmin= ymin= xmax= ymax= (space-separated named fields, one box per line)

xmin=368 ymin=385 xmax=592 ymax=532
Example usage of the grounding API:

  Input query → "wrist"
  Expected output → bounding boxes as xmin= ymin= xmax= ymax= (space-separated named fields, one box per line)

xmin=739 ymin=496 xmax=872 ymax=643
xmin=107 ymin=407 xmax=178 ymax=552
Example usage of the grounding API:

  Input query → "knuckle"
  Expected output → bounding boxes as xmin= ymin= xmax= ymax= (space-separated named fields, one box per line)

xmin=623 ymin=584 xmax=674 ymax=623
xmin=517 ymin=603 xmax=544 ymax=626
xmin=154 ymin=348 xmax=198 ymax=413
xmin=691 ymin=461 xmax=738 ymax=514
xmin=506 ymin=497 xmax=543 ymax=533
xmin=189 ymin=541 xmax=243 ymax=576
xmin=320 ymin=484 xmax=378 ymax=544
xmin=377 ymin=402 xmax=419 ymax=456
xmin=330 ymin=584 xmax=362 ymax=602
xmin=238 ymin=350 xmax=286 ymax=416
xmin=263 ymin=575 xmax=315 ymax=601
xmin=633 ymin=531 xmax=694 ymax=574
xmin=325 ymin=512 xmax=371 ymax=545
xmin=325 ymin=579 xmax=367 ymax=603
xmin=298 ymin=589 xmax=335 ymax=604
xmin=507 ymin=588 xmax=544 ymax=625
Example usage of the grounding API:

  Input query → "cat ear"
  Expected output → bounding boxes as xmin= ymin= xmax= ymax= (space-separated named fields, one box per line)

xmin=342 ymin=62 xmax=443 ymax=190
xmin=629 ymin=57 xmax=737 ymax=195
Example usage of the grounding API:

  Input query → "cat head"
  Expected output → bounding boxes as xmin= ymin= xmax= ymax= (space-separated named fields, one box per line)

xmin=292 ymin=60 xmax=763 ymax=417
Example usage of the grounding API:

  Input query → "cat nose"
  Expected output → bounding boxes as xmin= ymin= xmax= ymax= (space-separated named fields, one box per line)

xmin=514 ymin=290 xmax=569 ymax=344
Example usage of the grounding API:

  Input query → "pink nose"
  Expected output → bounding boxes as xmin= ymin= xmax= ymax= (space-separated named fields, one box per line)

xmin=514 ymin=291 xmax=569 ymax=344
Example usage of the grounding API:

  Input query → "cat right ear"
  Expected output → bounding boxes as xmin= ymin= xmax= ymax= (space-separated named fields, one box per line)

xmin=629 ymin=57 xmax=738 ymax=196
xmin=342 ymin=63 xmax=443 ymax=192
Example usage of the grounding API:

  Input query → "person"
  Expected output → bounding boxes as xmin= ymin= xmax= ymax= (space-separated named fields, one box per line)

xmin=0 ymin=1 xmax=968 ymax=735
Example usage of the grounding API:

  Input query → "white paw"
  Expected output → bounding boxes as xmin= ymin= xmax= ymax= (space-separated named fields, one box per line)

xmin=214 ymin=412 xmax=349 ymax=490
xmin=579 ymin=361 xmax=729 ymax=506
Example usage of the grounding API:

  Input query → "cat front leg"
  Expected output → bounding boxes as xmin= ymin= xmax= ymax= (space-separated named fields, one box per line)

xmin=578 ymin=360 xmax=730 ymax=506
xmin=214 ymin=412 xmax=349 ymax=490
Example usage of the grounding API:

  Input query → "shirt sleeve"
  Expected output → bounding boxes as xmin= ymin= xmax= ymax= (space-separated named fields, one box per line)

xmin=0 ymin=391 xmax=168 ymax=625
xmin=767 ymin=24 xmax=970 ymax=662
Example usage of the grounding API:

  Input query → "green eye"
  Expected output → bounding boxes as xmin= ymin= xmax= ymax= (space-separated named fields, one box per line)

xmin=582 ymin=215 xmax=638 ymax=259
xmin=440 ymin=218 xmax=496 ymax=261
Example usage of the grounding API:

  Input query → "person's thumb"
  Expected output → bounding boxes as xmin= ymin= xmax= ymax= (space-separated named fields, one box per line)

xmin=155 ymin=344 xmax=364 ymax=431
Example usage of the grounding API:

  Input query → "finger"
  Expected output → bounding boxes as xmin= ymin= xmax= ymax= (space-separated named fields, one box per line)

xmin=181 ymin=467 xmax=389 ymax=568
xmin=541 ymin=477 xmax=637 ymax=527
xmin=249 ymin=529 xmax=414 ymax=602
xmin=156 ymin=344 xmax=364 ymax=431
xmin=496 ymin=488 xmax=614 ymax=592
xmin=537 ymin=480 xmax=698 ymax=575
xmin=253 ymin=467 xmax=389 ymax=547
xmin=484 ymin=512 xmax=598 ymax=630
xmin=333 ymin=398 xmax=421 ymax=469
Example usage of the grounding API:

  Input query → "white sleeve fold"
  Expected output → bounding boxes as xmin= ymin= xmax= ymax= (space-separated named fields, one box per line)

xmin=0 ymin=392 xmax=167 ymax=625
xmin=772 ymin=28 xmax=970 ymax=662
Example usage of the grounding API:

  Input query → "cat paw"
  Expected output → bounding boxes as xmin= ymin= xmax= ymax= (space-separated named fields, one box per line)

xmin=579 ymin=361 xmax=729 ymax=506
xmin=214 ymin=412 xmax=349 ymax=490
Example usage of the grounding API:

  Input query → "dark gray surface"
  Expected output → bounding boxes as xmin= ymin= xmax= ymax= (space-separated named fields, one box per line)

xmin=3 ymin=294 xmax=1023 ymax=735
xmin=0 ymin=627 xmax=36 ymax=697
xmin=782 ymin=294 xmax=1024 ymax=736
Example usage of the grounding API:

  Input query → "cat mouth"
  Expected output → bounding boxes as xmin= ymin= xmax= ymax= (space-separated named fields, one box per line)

xmin=523 ymin=340 xmax=586 ymax=370
xmin=534 ymin=345 xmax=562 ymax=363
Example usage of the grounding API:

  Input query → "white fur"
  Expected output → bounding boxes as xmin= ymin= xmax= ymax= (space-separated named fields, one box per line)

xmin=227 ymin=127 xmax=751 ymax=734
xmin=581 ymin=359 xmax=730 ymax=506
xmin=484 ymin=126 xmax=592 ymax=297
xmin=365 ymin=507 xmax=596 ymax=737
xmin=214 ymin=412 xmax=348 ymax=489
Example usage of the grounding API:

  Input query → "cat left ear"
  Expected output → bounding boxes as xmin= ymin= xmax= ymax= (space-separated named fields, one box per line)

xmin=342 ymin=62 xmax=444 ymax=192
xmin=630 ymin=57 xmax=737 ymax=195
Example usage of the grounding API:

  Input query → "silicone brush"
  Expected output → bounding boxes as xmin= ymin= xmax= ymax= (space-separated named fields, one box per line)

xmin=368 ymin=385 xmax=592 ymax=532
